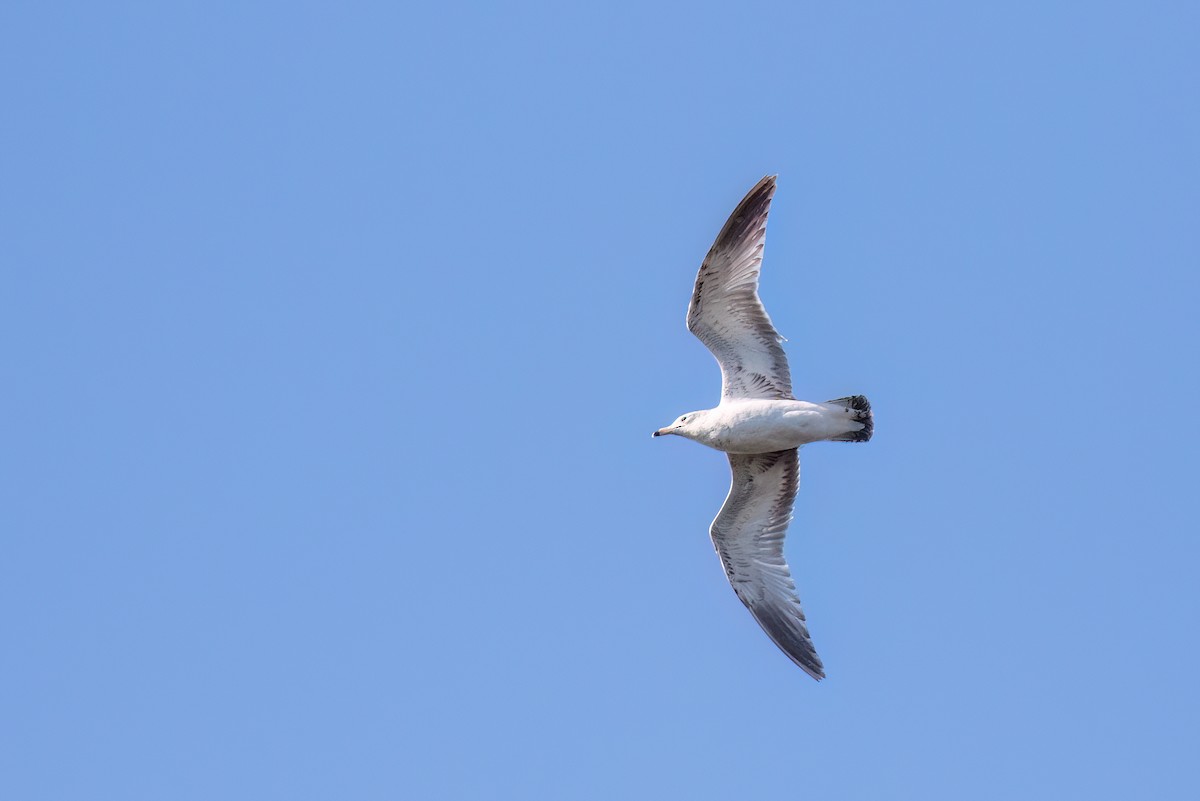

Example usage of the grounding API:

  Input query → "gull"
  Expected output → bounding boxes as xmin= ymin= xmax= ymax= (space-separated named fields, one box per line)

xmin=653 ymin=175 xmax=872 ymax=680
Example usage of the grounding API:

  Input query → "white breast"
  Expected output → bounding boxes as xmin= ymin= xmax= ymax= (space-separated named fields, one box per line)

xmin=692 ymin=400 xmax=838 ymax=453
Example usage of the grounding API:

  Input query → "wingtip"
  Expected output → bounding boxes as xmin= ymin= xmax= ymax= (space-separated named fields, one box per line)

xmin=725 ymin=176 xmax=777 ymax=230
xmin=793 ymin=652 xmax=826 ymax=681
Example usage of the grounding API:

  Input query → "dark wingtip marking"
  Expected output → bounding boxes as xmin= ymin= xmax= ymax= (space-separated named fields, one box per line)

xmin=709 ymin=176 xmax=777 ymax=254
xmin=750 ymin=600 xmax=826 ymax=680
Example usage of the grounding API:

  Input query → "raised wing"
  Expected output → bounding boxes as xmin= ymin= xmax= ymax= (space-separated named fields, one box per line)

xmin=710 ymin=449 xmax=824 ymax=679
xmin=687 ymin=176 xmax=793 ymax=401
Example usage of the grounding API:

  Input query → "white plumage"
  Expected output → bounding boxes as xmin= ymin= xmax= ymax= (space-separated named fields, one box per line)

xmin=653 ymin=176 xmax=873 ymax=680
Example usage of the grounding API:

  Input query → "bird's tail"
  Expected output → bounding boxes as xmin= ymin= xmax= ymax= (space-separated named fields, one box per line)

xmin=825 ymin=395 xmax=873 ymax=442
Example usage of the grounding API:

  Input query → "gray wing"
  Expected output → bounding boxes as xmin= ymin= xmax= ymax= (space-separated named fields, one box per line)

xmin=710 ymin=449 xmax=824 ymax=679
xmin=687 ymin=176 xmax=793 ymax=401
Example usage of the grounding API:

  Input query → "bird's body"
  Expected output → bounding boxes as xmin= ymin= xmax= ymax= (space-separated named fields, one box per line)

xmin=654 ymin=175 xmax=872 ymax=680
xmin=656 ymin=399 xmax=868 ymax=454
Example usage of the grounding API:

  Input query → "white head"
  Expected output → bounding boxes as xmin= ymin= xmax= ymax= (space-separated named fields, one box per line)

xmin=652 ymin=411 xmax=706 ymax=440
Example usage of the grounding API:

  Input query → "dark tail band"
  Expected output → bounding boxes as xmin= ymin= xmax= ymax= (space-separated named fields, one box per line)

xmin=826 ymin=395 xmax=873 ymax=442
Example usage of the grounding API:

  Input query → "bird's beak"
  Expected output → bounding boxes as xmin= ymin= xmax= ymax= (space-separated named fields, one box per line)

xmin=652 ymin=427 xmax=672 ymax=438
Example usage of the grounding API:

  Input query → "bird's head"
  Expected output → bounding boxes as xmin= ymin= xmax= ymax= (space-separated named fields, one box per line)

xmin=652 ymin=411 xmax=704 ymax=440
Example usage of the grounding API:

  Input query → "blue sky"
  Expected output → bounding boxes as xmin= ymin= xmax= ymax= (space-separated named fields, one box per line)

xmin=3 ymin=1 xmax=1198 ymax=799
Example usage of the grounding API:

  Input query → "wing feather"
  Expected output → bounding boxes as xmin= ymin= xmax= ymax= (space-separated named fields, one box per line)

xmin=710 ymin=449 xmax=824 ymax=679
xmin=687 ymin=176 xmax=793 ymax=401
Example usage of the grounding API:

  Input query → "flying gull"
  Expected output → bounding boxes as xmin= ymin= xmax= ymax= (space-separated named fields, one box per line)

xmin=653 ymin=175 xmax=872 ymax=680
